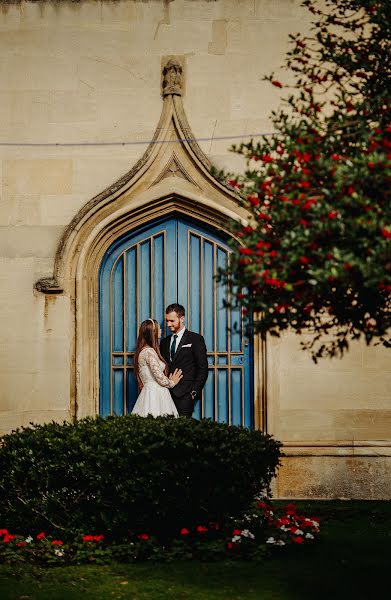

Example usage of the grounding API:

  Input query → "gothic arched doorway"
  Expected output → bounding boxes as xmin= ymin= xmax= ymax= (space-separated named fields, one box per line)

xmin=99 ymin=214 xmax=254 ymax=427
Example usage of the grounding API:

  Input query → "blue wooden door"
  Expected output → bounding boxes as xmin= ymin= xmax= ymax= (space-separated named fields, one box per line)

xmin=99 ymin=216 xmax=253 ymax=427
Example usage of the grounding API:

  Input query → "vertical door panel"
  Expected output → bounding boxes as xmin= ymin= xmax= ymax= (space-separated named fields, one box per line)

xmin=99 ymin=216 xmax=253 ymax=427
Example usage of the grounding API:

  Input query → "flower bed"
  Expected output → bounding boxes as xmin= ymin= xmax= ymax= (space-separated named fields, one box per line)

xmin=0 ymin=501 xmax=320 ymax=565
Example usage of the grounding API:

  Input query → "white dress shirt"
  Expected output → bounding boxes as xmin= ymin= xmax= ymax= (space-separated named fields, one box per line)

xmin=171 ymin=326 xmax=186 ymax=348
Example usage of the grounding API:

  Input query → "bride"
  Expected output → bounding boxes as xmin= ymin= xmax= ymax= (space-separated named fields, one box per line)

xmin=131 ymin=318 xmax=182 ymax=417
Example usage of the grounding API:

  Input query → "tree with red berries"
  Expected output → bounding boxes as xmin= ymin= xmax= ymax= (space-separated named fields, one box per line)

xmin=217 ymin=0 xmax=391 ymax=360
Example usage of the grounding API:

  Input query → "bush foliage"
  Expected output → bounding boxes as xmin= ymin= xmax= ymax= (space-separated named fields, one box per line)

xmin=0 ymin=416 xmax=281 ymax=540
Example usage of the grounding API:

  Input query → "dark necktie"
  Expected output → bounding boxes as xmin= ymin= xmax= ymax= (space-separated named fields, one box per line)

xmin=170 ymin=334 xmax=178 ymax=362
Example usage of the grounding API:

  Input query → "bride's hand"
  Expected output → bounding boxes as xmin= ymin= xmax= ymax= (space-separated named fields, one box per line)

xmin=169 ymin=368 xmax=183 ymax=386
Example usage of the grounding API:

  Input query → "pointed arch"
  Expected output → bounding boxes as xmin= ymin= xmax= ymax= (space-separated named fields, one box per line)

xmin=34 ymin=60 xmax=265 ymax=428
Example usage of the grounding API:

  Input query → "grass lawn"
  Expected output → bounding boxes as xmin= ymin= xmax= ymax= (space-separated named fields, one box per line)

xmin=0 ymin=501 xmax=389 ymax=600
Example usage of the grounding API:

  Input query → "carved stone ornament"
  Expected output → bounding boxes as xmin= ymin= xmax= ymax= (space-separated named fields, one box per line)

xmin=35 ymin=277 xmax=63 ymax=294
xmin=151 ymin=153 xmax=198 ymax=187
xmin=162 ymin=57 xmax=183 ymax=97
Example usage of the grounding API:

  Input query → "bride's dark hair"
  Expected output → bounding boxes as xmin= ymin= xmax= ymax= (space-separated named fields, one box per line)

xmin=134 ymin=319 xmax=168 ymax=389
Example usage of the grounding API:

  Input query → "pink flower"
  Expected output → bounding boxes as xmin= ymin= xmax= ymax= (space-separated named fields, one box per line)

xmin=180 ymin=528 xmax=190 ymax=535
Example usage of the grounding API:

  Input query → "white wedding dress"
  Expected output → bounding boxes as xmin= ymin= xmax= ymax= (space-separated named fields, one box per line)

xmin=131 ymin=347 xmax=179 ymax=417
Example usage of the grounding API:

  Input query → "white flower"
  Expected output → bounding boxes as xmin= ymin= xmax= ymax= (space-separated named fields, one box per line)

xmin=294 ymin=529 xmax=303 ymax=535
xmin=305 ymin=533 xmax=314 ymax=539
xmin=232 ymin=535 xmax=242 ymax=543
xmin=266 ymin=537 xmax=276 ymax=544
xmin=276 ymin=540 xmax=286 ymax=546
xmin=241 ymin=529 xmax=255 ymax=539
xmin=25 ymin=536 xmax=33 ymax=544
xmin=280 ymin=525 xmax=289 ymax=532
xmin=54 ymin=549 xmax=64 ymax=557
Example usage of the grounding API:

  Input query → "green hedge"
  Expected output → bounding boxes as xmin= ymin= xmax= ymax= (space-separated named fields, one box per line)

xmin=0 ymin=416 xmax=281 ymax=540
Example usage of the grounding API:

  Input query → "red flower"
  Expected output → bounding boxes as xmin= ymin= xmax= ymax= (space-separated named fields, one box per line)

xmin=242 ymin=225 xmax=253 ymax=233
xmin=331 ymin=153 xmax=341 ymax=161
xmin=299 ymin=256 xmax=310 ymax=265
xmin=0 ymin=529 xmax=9 ymax=536
xmin=2 ymin=534 xmax=15 ymax=543
xmin=299 ymin=219 xmax=310 ymax=227
xmin=227 ymin=542 xmax=234 ymax=549
xmin=302 ymin=198 xmax=317 ymax=210
xmin=137 ymin=534 xmax=150 ymax=541
xmin=272 ymin=80 xmax=283 ymax=88
xmin=37 ymin=532 xmax=46 ymax=540
xmin=292 ymin=536 xmax=305 ymax=544
xmin=180 ymin=528 xmax=190 ymax=535
xmin=248 ymin=195 xmax=260 ymax=207
xmin=83 ymin=535 xmax=94 ymax=542
xmin=284 ymin=504 xmax=297 ymax=512
xmin=300 ymin=152 xmax=312 ymax=163
xmin=367 ymin=162 xmax=375 ymax=169
xmin=261 ymin=154 xmax=273 ymax=163
xmin=52 ymin=540 xmax=64 ymax=546
xmin=258 ymin=213 xmax=271 ymax=222
xmin=236 ymin=292 xmax=246 ymax=300
xmin=343 ymin=263 xmax=352 ymax=271
xmin=328 ymin=211 xmax=339 ymax=219
xmin=93 ymin=535 xmax=104 ymax=542
xmin=381 ymin=228 xmax=391 ymax=239
xmin=17 ymin=541 xmax=27 ymax=547
xmin=229 ymin=179 xmax=242 ymax=189
xmin=239 ymin=247 xmax=253 ymax=255
xmin=196 ymin=526 xmax=208 ymax=533
xmin=347 ymin=186 xmax=355 ymax=195
xmin=232 ymin=529 xmax=242 ymax=536
xmin=239 ymin=258 xmax=252 ymax=265
xmin=298 ymin=180 xmax=310 ymax=188
xmin=251 ymin=154 xmax=260 ymax=161
xmin=279 ymin=195 xmax=289 ymax=202
xmin=256 ymin=241 xmax=271 ymax=249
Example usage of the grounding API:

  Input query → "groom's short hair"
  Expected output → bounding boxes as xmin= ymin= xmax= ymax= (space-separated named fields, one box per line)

xmin=166 ymin=303 xmax=185 ymax=318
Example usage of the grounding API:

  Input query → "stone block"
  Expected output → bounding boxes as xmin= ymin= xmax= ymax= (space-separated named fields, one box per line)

xmin=335 ymin=410 xmax=391 ymax=441
xmin=278 ymin=409 xmax=337 ymax=441
xmin=1 ymin=55 xmax=78 ymax=91
xmin=3 ymin=159 xmax=73 ymax=197
xmin=273 ymin=455 xmax=391 ymax=500
xmin=0 ymin=226 xmax=63 ymax=259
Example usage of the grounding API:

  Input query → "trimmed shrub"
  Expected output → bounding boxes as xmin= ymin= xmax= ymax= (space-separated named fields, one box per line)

xmin=0 ymin=416 xmax=281 ymax=540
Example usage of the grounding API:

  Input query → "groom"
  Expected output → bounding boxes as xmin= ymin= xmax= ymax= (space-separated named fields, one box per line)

xmin=160 ymin=303 xmax=208 ymax=417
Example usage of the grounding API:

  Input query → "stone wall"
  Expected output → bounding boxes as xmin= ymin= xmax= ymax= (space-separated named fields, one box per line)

xmin=0 ymin=0 xmax=389 ymax=498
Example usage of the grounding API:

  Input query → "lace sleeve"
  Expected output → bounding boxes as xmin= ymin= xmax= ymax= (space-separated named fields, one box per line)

xmin=144 ymin=349 xmax=175 ymax=388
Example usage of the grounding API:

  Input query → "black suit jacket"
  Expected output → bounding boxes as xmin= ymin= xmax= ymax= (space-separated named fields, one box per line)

xmin=160 ymin=329 xmax=208 ymax=399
